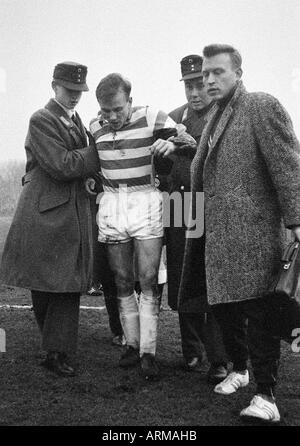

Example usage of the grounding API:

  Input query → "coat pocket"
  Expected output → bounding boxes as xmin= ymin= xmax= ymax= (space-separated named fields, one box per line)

xmin=38 ymin=187 xmax=71 ymax=212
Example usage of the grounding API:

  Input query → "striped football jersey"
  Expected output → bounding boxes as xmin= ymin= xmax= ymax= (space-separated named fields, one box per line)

xmin=90 ymin=106 xmax=176 ymax=192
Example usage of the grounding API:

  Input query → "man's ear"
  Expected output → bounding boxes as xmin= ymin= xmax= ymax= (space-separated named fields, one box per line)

xmin=236 ymin=68 xmax=243 ymax=79
xmin=128 ymin=96 xmax=133 ymax=105
xmin=51 ymin=80 xmax=57 ymax=93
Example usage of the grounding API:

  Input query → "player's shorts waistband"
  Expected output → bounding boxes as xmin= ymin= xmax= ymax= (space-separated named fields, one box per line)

xmin=102 ymin=185 xmax=158 ymax=194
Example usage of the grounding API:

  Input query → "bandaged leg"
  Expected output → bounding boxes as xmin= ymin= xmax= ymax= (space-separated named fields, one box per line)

xmin=139 ymin=292 xmax=160 ymax=356
xmin=118 ymin=293 xmax=140 ymax=350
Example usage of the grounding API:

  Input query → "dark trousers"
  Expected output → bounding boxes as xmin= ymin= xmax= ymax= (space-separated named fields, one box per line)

xmin=179 ymin=311 xmax=228 ymax=365
xmin=91 ymin=199 xmax=123 ymax=337
xmin=95 ymin=242 xmax=123 ymax=336
xmin=213 ymin=297 xmax=281 ymax=394
xmin=31 ymin=291 xmax=80 ymax=354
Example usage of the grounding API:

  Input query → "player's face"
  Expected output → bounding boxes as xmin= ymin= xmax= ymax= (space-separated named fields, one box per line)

xmin=184 ymin=77 xmax=212 ymax=111
xmin=99 ymin=89 xmax=132 ymax=131
xmin=53 ymin=83 xmax=82 ymax=109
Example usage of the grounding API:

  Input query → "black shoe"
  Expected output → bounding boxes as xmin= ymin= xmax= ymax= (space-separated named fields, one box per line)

xmin=207 ymin=363 xmax=228 ymax=384
xmin=185 ymin=357 xmax=203 ymax=373
xmin=119 ymin=346 xmax=140 ymax=368
xmin=140 ymin=353 xmax=160 ymax=380
xmin=40 ymin=352 xmax=76 ymax=377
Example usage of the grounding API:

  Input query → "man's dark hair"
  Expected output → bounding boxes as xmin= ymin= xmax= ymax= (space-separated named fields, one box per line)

xmin=203 ymin=44 xmax=242 ymax=70
xmin=96 ymin=73 xmax=132 ymax=102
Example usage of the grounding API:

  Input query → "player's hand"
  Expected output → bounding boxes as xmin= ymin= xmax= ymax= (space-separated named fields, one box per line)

xmin=150 ymin=139 xmax=176 ymax=158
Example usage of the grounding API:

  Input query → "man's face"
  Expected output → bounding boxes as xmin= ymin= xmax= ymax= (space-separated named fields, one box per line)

xmin=53 ymin=83 xmax=82 ymax=109
xmin=99 ymin=89 xmax=132 ymax=131
xmin=202 ymin=53 xmax=242 ymax=101
xmin=184 ymin=77 xmax=212 ymax=111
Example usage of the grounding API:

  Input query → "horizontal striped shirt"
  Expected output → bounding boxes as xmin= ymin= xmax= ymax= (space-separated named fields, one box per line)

xmin=90 ymin=106 xmax=176 ymax=192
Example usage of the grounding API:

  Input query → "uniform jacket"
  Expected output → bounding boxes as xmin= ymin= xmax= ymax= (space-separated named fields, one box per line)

xmin=166 ymin=104 xmax=204 ymax=192
xmin=179 ymin=81 xmax=300 ymax=306
xmin=164 ymin=103 xmax=209 ymax=311
xmin=0 ymin=99 xmax=100 ymax=293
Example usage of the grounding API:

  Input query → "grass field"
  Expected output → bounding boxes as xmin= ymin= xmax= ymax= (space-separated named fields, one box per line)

xmin=0 ymin=216 xmax=299 ymax=427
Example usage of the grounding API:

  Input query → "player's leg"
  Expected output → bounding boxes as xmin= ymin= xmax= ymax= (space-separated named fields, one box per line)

xmin=107 ymin=242 xmax=140 ymax=365
xmin=134 ymin=237 xmax=163 ymax=379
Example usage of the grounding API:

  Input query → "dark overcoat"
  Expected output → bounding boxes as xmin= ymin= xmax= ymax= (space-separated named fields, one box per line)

xmin=179 ymin=82 xmax=300 ymax=306
xmin=164 ymin=104 xmax=208 ymax=311
xmin=0 ymin=99 xmax=100 ymax=293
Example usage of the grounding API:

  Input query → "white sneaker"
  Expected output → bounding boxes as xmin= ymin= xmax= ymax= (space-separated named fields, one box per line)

xmin=214 ymin=370 xmax=249 ymax=394
xmin=240 ymin=395 xmax=280 ymax=423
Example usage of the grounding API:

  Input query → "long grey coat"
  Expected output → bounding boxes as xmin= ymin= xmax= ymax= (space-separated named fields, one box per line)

xmin=0 ymin=99 xmax=100 ymax=293
xmin=179 ymin=82 xmax=300 ymax=306
xmin=165 ymin=104 xmax=207 ymax=312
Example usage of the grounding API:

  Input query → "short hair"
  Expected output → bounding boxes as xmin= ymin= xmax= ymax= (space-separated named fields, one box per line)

xmin=203 ymin=44 xmax=242 ymax=70
xmin=96 ymin=73 xmax=132 ymax=102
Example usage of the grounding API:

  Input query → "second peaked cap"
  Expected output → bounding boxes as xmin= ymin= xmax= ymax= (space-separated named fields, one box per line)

xmin=180 ymin=55 xmax=203 ymax=81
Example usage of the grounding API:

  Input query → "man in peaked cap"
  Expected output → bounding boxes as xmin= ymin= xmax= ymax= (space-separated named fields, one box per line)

xmin=0 ymin=62 xmax=100 ymax=376
xmin=161 ymin=54 xmax=228 ymax=383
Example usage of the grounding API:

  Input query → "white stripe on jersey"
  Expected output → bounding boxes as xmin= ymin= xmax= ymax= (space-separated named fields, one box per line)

xmin=101 ymin=164 xmax=152 ymax=180
xmin=99 ymin=146 xmax=151 ymax=161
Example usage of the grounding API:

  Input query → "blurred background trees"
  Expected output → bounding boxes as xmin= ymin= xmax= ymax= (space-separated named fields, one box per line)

xmin=0 ymin=161 xmax=25 ymax=215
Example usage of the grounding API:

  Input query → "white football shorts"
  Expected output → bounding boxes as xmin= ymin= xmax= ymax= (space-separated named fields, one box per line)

xmin=97 ymin=187 xmax=164 ymax=244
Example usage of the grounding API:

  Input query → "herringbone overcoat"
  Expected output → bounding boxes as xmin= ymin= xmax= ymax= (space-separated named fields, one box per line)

xmin=179 ymin=82 xmax=300 ymax=306
xmin=0 ymin=99 xmax=100 ymax=293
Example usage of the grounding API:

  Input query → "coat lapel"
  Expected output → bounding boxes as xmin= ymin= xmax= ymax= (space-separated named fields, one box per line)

xmin=73 ymin=111 xmax=88 ymax=146
xmin=45 ymin=99 xmax=87 ymax=148
xmin=190 ymin=105 xmax=218 ymax=192
xmin=198 ymin=103 xmax=219 ymax=155
xmin=208 ymin=105 xmax=233 ymax=152
xmin=192 ymin=103 xmax=219 ymax=175
xmin=205 ymin=81 xmax=246 ymax=160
